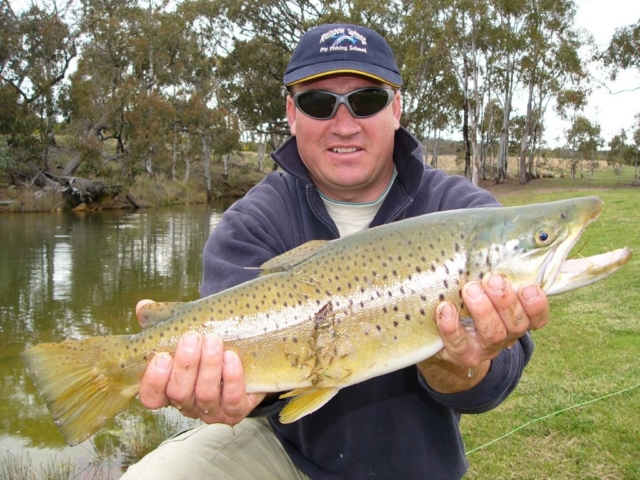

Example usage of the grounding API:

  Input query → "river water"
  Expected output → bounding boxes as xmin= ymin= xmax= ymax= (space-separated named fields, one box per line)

xmin=0 ymin=201 xmax=234 ymax=477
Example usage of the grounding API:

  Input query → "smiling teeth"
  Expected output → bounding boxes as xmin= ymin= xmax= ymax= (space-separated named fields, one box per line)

xmin=332 ymin=147 xmax=358 ymax=153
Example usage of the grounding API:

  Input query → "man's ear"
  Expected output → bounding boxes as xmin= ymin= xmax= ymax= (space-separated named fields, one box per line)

xmin=286 ymin=95 xmax=297 ymax=136
xmin=392 ymin=91 xmax=402 ymax=130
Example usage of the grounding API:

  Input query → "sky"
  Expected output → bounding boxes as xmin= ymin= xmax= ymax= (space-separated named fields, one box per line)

xmin=543 ymin=0 xmax=640 ymax=148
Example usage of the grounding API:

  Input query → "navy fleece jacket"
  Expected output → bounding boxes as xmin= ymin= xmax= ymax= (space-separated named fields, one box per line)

xmin=199 ymin=128 xmax=534 ymax=479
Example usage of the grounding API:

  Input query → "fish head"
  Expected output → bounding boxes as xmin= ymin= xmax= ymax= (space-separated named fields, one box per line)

xmin=469 ymin=196 xmax=617 ymax=293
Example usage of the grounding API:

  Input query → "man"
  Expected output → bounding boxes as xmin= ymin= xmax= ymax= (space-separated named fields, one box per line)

xmin=123 ymin=24 xmax=548 ymax=479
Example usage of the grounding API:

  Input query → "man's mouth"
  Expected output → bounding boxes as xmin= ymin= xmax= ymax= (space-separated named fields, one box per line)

xmin=331 ymin=147 xmax=360 ymax=154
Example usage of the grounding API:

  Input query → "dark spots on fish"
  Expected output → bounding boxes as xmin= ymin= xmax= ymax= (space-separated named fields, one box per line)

xmin=272 ymin=299 xmax=277 ymax=305
xmin=393 ymin=306 xmax=399 ymax=312
xmin=383 ymin=306 xmax=388 ymax=313
xmin=376 ymin=325 xmax=382 ymax=332
xmin=443 ymin=280 xmax=449 ymax=289
xmin=292 ymin=337 xmax=298 ymax=343
xmin=439 ymin=293 xmax=445 ymax=301
xmin=192 ymin=316 xmax=198 ymax=322
xmin=429 ymin=243 xmax=434 ymax=250
xmin=125 ymin=345 xmax=130 ymax=350
xmin=121 ymin=363 xmax=125 ymax=369
xmin=387 ymin=291 xmax=393 ymax=297
xmin=383 ymin=274 xmax=388 ymax=280
xmin=405 ymin=314 xmax=411 ymax=321
xmin=420 ymin=308 xmax=426 ymax=316
xmin=430 ymin=265 xmax=436 ymax=272
xmin=159 ymin=332 xmax=165 ymax=337
xmin=392 ymin=270 xmax=398 ymax=277
xmin=133 ymin=348 xmax=138 ymax=353
xmin=455 ymin=243 xmax=460 ymax=252
xmin=479 ymin=271 xmax=485 ymax=280
xmin=251 ymin=351 xmax=257 ymax=357
xmin=174 ymin=326 xmax=179 ymax=331
xmin=393 ymin=321 xmax=398 ymax=327
xmin=420 ymin=295 xmax=427 ymax=302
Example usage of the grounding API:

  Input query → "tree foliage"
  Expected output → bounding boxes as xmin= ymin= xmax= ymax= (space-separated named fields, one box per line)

xmin=0 ymin=0 xmax=633 ymax=191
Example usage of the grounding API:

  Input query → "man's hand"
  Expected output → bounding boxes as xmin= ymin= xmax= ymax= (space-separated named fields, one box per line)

xmin=135 ymin=300 xmax=266 ymax=425
xmin=418 ymin=273 xmax=549 ymax=393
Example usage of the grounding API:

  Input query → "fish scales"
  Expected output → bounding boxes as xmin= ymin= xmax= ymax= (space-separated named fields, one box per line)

xmin=21 ymin=196 xmax=632 ymax=445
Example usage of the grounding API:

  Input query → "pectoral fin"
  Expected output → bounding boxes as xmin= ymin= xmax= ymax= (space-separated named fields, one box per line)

xmin=278 ymin=387 xmax=339 ymax=423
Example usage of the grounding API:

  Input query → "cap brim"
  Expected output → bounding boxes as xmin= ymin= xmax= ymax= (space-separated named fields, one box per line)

xmin=284 ymin=62 xmax=402 ymax=88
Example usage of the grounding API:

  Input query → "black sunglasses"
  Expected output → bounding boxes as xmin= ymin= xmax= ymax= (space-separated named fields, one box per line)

xmin=292 ymin=87 xmax=395 ymax=120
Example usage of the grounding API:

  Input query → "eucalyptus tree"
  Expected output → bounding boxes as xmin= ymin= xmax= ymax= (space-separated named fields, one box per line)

xmin=0 ymin=0 xmax=77 ymax=170
xmin=565 ymin=115 xmax=602 ymax=179
xmin=633 ymin=113 xmax=640 ymax=183
xmin=516 ymin=0 xmax=584 ymax=184
xmin=601 ymin=18 xmax=640 ymax=80
xmin=397 ymin=0 xmax=462 ymax=168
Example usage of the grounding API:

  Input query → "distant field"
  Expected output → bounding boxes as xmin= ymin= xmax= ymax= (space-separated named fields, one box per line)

xmin=461 ymin=188 xmax=639 ymax=479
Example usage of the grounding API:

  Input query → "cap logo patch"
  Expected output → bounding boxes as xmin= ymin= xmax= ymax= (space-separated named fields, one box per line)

xmin=319 ymin=27 xmax=367 ymax=54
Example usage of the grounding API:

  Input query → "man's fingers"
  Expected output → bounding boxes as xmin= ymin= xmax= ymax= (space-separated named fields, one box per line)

xmin=194 ymin=334 xmax=224 ymax=419
xmin=519 ymin=284 xmax=548 ymax=330
xmin=219 ymin=350 xmax=250 ymax=421
xmin=463 ymin=279 xmax=511 ymax=347
xmin=165 ymin=332 xmax=202 ymax=412
xmin=436 ymin=302 xmax=486 ymax=367
xmin=139 ymin=352 xmax=173 ymax=410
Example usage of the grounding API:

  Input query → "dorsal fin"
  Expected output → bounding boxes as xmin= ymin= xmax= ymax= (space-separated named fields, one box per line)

xmin=137 ymin=302 xmax=186 ymax=328
xmin=259 ymin=240 xmax=330 ymax=276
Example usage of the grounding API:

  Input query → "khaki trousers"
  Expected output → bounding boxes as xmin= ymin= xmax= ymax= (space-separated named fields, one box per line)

xmin=120 ymin=417 xmax=311 ymax=479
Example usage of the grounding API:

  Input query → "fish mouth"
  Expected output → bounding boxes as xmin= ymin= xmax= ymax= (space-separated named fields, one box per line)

xmin=544 ymin=247 xmax=632 ymax=295
xmin=536 ymin=197 xmax=632 ymax=295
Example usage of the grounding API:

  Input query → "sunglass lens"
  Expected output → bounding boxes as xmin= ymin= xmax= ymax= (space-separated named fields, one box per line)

xmin=297 ymin=91 xmax=336 ymax=119
xmin=349 ymin=89 xmax=390 ymax=117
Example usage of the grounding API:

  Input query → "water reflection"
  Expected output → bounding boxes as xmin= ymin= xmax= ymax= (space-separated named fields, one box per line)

xmin=0 ymin=201 xmax=232 ymax=476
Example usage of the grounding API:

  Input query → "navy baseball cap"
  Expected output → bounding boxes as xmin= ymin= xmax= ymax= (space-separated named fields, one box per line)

xmin=283 ymin=24 xmax=403 ymax=88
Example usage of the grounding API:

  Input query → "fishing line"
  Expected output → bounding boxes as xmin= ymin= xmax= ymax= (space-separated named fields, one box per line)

xmin=466 ymin=380 xmax=640 ymax=455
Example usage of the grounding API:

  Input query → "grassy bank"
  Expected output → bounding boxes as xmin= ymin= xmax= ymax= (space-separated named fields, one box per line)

xmin=463 ymin=188 xmax=639 ymax=479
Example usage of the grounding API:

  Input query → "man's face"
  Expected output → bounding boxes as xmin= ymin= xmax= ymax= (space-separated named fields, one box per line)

xmin=286 ymin=75 xmax=402 ymax=203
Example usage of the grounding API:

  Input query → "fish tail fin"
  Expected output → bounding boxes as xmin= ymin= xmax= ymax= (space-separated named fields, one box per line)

xmin=22 ymin=335 xmax=144 ymax=446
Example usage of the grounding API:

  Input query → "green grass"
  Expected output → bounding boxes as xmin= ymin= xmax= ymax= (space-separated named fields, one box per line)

xmin=463 ymin=188 xmax=640 ymax=479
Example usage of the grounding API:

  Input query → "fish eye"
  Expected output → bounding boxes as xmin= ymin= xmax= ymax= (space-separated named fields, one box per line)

xmin=535 ymin=229 xmax=553 ymax=246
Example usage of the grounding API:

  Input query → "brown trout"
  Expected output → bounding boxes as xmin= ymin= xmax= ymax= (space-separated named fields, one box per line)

xmin=22 ymin=196 xmax=632 ymax=445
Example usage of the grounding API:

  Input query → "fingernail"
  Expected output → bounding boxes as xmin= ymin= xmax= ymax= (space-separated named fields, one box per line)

xmin=465 ymin=281 xmax=484 ymax=300
xmin=223 ymin=350 xmax=236 ymax=367
xmin=182 ymin=332 xmax=200 ymax=353
xmin=437 ymin=302 xmax=455 ymax=323
xmin=154 ymin=353 xmax=172 ymax=370
xmin=522 ymin=285 xmax=540 ymax=302
xmin=487 ymin=274 xmax=506 ymax=294
xmin=204 ymin=334 xmax=221 ymax=355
